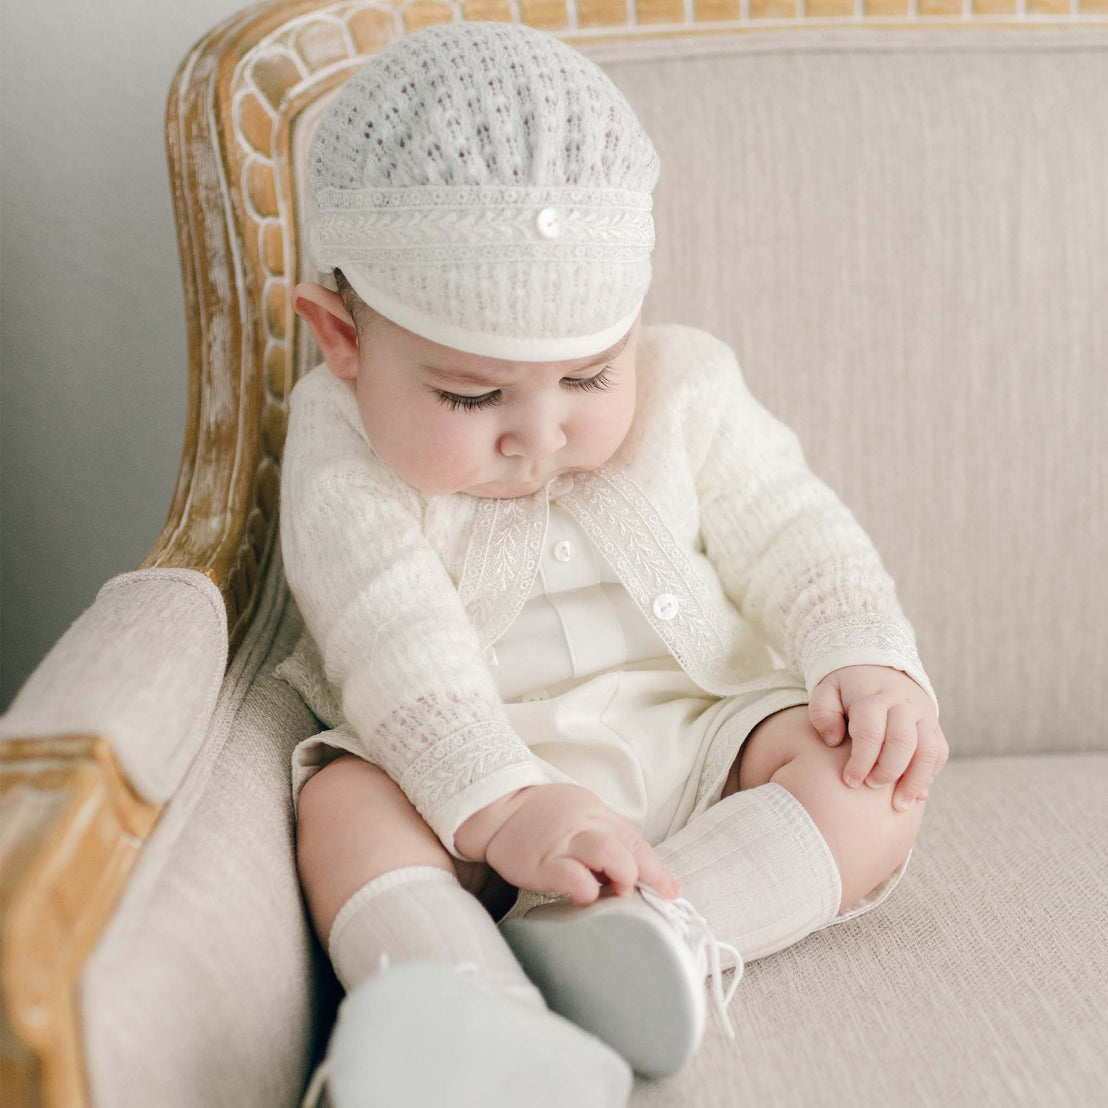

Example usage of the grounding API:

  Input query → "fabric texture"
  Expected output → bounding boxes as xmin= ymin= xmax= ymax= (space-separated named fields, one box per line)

xmin=306 ymin=20 xmax=659 ymax=360
xmin=0 ymin=568 xmax=228 ymax=803
xmin=77 ymin=547 xmax=333 ymax=1108
xmin=278 ymin=322 xmax=937 ymax=860
xmin=326 ymin=865 xmax=544 ymax=1008
xmin=572 ymin=28 xmax=1108 ymax=760
xmin=654 ymin=780 xmax=845 ymax=965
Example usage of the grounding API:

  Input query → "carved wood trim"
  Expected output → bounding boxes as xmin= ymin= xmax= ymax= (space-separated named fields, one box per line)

xmin=0 ymin=736 xmax=161 ymax=1107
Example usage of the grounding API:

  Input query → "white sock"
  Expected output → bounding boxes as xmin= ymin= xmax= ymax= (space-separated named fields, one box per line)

xmin=327 ymin=865 xmax=546 ymax=1010
xmin=655 ymin=782 xmax=843 ymax=965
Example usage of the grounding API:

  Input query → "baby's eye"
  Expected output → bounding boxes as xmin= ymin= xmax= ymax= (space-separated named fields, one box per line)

xmin=433 ymin=365 xmax=615 ymax=414
xmin=435 ymin=389 xmax=503 ymax=412
xmin=564 ymin=366 xmax=615 ymax=393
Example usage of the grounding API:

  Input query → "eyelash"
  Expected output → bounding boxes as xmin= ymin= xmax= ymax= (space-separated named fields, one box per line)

xmin=434 ymin=366 xmax=616 ymax=413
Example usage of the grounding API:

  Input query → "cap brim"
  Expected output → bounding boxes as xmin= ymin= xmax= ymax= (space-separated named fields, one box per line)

xmin=341 ymin=268 xmax=642 ymax=362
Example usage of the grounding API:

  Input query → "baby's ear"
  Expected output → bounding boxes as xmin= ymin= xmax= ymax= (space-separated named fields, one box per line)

xmin=293 ymin=282 xmax=359 ymax=381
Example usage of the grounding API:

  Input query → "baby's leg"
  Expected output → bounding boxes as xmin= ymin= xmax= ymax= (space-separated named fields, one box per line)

xmin=297 ymin=755 xmax=634 ymax=1108
xmin=656 ymin=704 xmax=925 ymax=963
xmin=728 ymin=705 xmax=925 ymax=912
xmin=296 ymin=753 xmax=528 ymax=995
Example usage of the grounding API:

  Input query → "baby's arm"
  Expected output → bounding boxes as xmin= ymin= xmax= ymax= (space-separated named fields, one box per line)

xmin=692 ymin=337 xmax=946 ymax=802
xmin=456 ymin=784 xmax=680 ymax=907
xmin=280 ymin=373 xmax=564 ymax=857
xmin=693 ymin=338 xmax=939 ymax=714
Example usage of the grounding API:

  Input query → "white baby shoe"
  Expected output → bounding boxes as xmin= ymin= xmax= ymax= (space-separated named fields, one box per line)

xmin=499 ymin=882 xmax=743 ymax=1079
xmin=300 ymin=956 xmax=633 ymax=1108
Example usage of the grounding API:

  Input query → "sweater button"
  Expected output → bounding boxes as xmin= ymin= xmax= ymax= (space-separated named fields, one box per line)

xmin=652 ymin=592 xmax=680 ymax=621
xmin=546 ymin=473 xmax=575 ymax=497
xmin=552 ymin=540 xmax=574 ymax=562
xmin=536 ymin=207 xmax=562 ymax=239
xmin=521 ymin=689 xmax=550 ymax=702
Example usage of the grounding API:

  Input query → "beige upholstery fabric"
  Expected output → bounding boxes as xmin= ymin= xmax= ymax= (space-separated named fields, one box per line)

xmin=0 ymin=569 xmax=228 ymax=803
xmin=627 ymin=751 xmax=1108 ymax=1106
xmin=294 ymin=28 xmax=1108 ymax=759
xmin=78 ymin=546 xmax=342 ymax=1107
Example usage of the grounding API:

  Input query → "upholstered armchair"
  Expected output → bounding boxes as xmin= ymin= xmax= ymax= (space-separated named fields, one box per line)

xmin=3 ymin=2 xmax=1106 ymax=1105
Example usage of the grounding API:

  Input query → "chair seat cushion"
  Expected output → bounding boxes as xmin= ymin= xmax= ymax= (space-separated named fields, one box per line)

xmin=629 ymin=751 xmax=1108 ymax=1105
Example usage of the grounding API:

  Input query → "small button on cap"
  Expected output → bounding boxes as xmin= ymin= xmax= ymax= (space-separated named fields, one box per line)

xmin=552 ymin=540 xmax=574 ymax=562
xmin=652 ymin=592 xmax=680 ymax=621
xmin=536 ymin=207 xmax=561 ymax=239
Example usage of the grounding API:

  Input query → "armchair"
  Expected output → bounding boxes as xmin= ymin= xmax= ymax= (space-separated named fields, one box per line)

xmin=3 ymin=2 xmax=1107 ymax=1105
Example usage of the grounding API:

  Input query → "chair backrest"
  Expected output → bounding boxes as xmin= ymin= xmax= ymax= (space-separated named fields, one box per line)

xmin=155 ymin=1 xmax=1108 ymax=758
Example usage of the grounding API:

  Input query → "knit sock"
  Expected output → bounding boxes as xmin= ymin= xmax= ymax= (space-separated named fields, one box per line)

xmin=326 ymin=865 xmax=546 ymax=1010
xmin=655 ymin=782 xmax=843 ymax=966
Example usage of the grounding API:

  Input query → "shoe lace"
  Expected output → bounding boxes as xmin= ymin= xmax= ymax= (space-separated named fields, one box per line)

xmin=635 ymin=882 xmax=744 ymax=1040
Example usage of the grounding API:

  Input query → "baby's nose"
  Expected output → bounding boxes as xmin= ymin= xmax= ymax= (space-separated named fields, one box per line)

xmin=499 ymin=416 xmax=568 ymax=459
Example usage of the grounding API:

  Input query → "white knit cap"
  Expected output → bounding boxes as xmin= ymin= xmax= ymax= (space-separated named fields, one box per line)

xmin=306 ymin=20 xmax=660 ymax=360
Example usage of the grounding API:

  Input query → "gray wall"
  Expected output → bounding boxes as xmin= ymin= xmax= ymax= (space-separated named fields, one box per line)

xmin=1 ymin=0 xmax=245 ymax=711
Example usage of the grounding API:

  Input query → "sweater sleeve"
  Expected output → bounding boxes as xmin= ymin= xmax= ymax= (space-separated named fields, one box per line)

xmin=692 ymin=341 xmax=940 ymax=716
xmin=279 ymin=369 xmax=563 ymax=857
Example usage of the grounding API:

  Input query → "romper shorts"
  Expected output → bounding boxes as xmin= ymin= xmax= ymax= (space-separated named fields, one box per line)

xmin=288 ymin=657 xmax=911 ymax=929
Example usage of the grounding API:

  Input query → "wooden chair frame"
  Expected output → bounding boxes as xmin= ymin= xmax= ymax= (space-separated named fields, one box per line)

xmin=3 ymin=1 xmax=1104 ymax=1103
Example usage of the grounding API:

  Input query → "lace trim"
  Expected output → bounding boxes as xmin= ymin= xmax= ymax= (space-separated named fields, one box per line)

xmin=373 ymin=693 xmax=535 ymax=818
xmin=313 ymin=185 xmax=654 ymax=260
xmin=563 ymin=467 xmax=729 ymax=681
xmin=460 ymin=494 xmax=547 ymax=646
xmin=315 ymin=184 xmax=654 ymax=211
xmin=799 ymin=612 xmax=924 ymax=686
xmin=274 ymin=630 xmax=343 ymax=728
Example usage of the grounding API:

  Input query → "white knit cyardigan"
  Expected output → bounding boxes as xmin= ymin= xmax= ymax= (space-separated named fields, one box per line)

xmin=306 ymin=21 xmax=660 ymax=360
xmin=277 ymin=323 xmax=940 ymax=860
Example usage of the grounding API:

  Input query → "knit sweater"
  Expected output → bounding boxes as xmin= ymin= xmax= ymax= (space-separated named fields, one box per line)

xmin=278 ymin=322 xmax=938 ymax=859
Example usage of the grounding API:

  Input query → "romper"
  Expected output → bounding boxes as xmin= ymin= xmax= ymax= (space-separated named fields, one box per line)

xmin=285 ymin=500 xmax=911 ymax=929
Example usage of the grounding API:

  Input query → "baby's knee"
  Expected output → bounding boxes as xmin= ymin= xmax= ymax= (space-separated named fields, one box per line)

xmin=295 ymin=756 xmax=456 ymax=929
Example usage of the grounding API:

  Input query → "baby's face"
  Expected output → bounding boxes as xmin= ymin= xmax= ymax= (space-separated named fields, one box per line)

xmin=348 ymin=312 xmax=641 ymax=499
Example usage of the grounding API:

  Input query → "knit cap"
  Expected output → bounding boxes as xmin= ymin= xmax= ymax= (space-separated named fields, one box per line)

xmin=306 ymin=20 xmax=660 ymax=361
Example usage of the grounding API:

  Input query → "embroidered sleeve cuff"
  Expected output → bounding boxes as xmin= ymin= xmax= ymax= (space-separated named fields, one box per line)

xmin=432 ymin=759 xmax=574 ymax=861
xmin=800 ymin=615 xmax=940 ymax=717
xmin=802 ymin=647 xmax=939 ymax=717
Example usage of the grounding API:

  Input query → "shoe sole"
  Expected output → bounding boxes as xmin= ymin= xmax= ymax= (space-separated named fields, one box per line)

xmin=500 ymin=899 xmax=704 ymax=1078
xmin=322 ymin=961 xmax=632 ymax=1108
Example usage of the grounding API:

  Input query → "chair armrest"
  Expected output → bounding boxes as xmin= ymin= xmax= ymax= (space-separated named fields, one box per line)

xmin=0 ymin=735 xmax=159 ymax=1106
xmin=0 ymin=568 xmax=228 ymax=1105
xmin=0 ymin=568 xmax=228 ymax=804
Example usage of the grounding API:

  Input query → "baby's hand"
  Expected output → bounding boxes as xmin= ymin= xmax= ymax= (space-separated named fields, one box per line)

xmin=808 ymin=665 xmax=949 ymax=812
xmin=461 ymin=784 xmax=681 ymax=908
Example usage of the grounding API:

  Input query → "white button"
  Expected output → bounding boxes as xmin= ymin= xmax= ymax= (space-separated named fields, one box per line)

xmin=552 ymin=540 xmax=574 ymax=562
xmin=536 ymin=207 xmax=561 ymax=239
xmin=521 ymin=689 xmax=550 ymax=702
xmin=485 ymin=646 xmax=499 ymax=667
xmin=652 ymin=592 xmax=680 ymax=621
xmin=547 ymin=473 xmax=575 ymax=497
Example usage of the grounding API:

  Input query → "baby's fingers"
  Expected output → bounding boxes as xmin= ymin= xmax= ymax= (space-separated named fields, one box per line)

xmin=842 ymin=697 xmax=889 ymax=788
xmin=541 ymin=856 xmax=602 ymax=907
xmin=631 ymin=839 xmax=681 ymax=900
xmin=569 ymin=830 xmax=638 ymax=901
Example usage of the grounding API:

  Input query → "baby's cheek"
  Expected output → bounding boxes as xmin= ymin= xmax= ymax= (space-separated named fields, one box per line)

xmin=574 ymin=394 xmax=636 ymax=465
xmin=402 ymin=412 xmax=486 ymax=492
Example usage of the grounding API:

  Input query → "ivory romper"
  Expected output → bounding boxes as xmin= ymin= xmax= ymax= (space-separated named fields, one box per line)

xmin=287 ymin=501 xmax=910 ymax=927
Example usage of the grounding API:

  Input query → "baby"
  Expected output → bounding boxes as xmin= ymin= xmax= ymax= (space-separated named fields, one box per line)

xmin=279 ymin=20 xmax=949 ymax=1108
